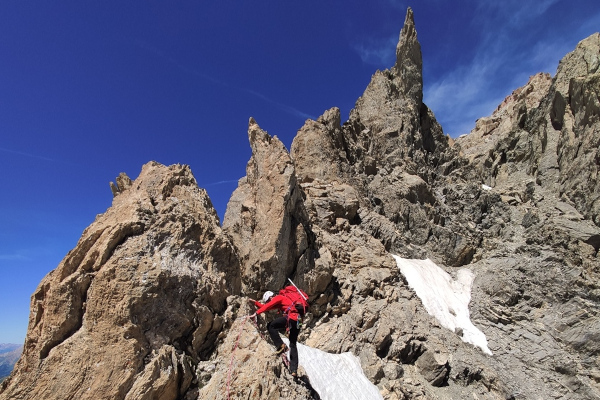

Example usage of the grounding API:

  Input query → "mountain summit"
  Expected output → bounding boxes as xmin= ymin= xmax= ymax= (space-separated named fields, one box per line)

xmin=2 ymin=8 xmax=600 ymax=400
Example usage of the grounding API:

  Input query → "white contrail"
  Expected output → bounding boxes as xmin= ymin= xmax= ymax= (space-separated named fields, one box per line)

xmin=0 ymin=147 xmax=55 ymax=162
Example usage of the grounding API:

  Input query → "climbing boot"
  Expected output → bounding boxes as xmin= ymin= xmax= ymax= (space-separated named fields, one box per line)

xmin=275 ymin=344 xmax=288 ymax=355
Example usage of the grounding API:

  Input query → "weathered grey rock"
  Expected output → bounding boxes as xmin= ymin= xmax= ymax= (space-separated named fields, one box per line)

xmin=414 ymin=351 xmax=449 ymax=387
xmin=556 ymin=34 xmax=600 ymax=225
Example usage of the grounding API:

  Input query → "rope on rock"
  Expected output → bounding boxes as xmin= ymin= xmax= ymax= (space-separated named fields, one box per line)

xmin=226 ymin=312 xmax=274 ymax=399
xmin=226 ymin=315 xmax=249 ymax=400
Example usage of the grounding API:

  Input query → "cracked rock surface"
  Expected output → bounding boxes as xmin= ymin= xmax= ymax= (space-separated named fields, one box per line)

xmin=2 ymin=8 xmax=600 ymax=400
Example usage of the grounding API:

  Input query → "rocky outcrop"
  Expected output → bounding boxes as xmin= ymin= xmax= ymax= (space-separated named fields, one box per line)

xmin=0 ymin=345 xmax=22 ymax=383
xmin=456 ymin=33 xmax=600 ymax=226
xmin=449 ymin=32 xmax=600 ymax=400
xmin=555 ymin=33 xmax=600 ymax=225
xmin=457 ymin=72 xmax=553 ymax=172
xmin=223 ymin=118 xmax=319 ymax=298
xmin=3 ymin=6 xmax=600 ymax=400
xmin=195 ymin=307 xmax=320 ymax=400
xmin=1 ymin=162 xmax=241 ymax=400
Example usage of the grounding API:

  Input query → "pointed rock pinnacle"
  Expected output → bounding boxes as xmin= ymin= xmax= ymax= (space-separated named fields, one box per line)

xmin=394 ymin=7 xmax=423 ymax=105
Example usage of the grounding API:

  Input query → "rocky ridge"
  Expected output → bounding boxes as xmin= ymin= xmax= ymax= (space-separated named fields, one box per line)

xmin=0 ymin=345 xmax=22 ymax=383
xmin=2 ymin=7 xmax=600 ymax=400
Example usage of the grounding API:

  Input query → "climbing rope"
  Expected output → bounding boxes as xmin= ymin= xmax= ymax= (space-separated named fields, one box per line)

xmin=225 ymin=309 xmax=280 ymax=399
xmin=226 ymin=315 xmax=250 ymax=400
xmin=248 ymin=313 xmax=267 ymax=341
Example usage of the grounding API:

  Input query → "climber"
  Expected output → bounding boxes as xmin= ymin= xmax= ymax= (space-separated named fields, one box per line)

xmin=249 ymin=286 xmax=308 ymax=378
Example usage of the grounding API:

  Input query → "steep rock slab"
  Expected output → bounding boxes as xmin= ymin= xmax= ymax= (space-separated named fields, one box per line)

xmin=291 ymin=107 xmax=349 ymax=184
xmin=455 ymin=33 xmax=600 ymax=225
xmin=223 ymin=118 xmax=319 ymax=296
xmin=456 ymin=72 xmax=553 ymax=177
xmin=1 ymin=162 xmax=241 ymax=400
xmin=555 ymin=33 xmax=600 ymax=225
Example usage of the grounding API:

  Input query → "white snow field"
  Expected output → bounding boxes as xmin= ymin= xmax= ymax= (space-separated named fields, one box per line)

xmin=392 ymin=255 xmax=492 ymax=355
xmin=283 ymin=338 xmax=384 ymax=400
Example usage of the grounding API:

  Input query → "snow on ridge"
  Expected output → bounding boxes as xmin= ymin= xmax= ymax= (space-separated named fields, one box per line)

xmin=283 ymin=338 xmax=383 ymax=400
xmin=392 ymin=255 xmax=492 ymax=355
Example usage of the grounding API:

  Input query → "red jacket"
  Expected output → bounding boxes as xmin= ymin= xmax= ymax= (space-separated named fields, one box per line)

xmin=254 ymin=294 xmax=300 ymax=321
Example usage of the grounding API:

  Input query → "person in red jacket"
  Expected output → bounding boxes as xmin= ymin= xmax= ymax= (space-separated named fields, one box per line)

xmin=249 ymin=290 xmax=301 ymax=377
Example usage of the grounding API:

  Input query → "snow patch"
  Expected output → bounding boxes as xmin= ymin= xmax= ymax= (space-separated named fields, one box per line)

xmin=283 ymin=338 xmax=383 ymax=400
xmin=392 ymin=256 xmax=492 ymax=355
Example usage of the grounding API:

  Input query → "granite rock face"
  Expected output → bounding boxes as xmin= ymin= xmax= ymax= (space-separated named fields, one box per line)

xmin=3 ymin=7 xmax=600 ymax=400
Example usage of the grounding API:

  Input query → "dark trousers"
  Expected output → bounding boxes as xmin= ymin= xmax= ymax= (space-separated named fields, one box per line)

xmin=267 ymin=316 xmax=300 ymax=373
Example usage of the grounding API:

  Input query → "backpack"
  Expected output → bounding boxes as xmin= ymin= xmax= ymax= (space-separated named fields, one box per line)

xmin=279 ymin=285 xmax=309 ymax=317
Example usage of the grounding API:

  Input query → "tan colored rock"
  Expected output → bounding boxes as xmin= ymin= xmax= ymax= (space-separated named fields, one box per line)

xmin=197 ymin=308 xmax=316 ymax=400
xmin=1 ymin=162 xmax=240 ymax=400
xmin=4 ymin=8 xmax=600 ymax=400
xmin=223 ymin=118 xmax=317 ymax=297
xmin=455 ymin=72 xmax=553 ymax=170
xmin=291 ymin=107 xmax=347 ymax=183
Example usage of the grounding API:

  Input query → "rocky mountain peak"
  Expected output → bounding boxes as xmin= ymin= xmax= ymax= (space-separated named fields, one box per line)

xmin=3 ymin=8 xmax=600 ymax=400
xmin=292 ymin=8 xmax=447 ymax=197
xmin=554 ymin=32 xmax=600 ymax=96
xmin=394 ymin=7 xmax=423 ymax=106
xmin=350 ymin=7 xmax=424 ymax=138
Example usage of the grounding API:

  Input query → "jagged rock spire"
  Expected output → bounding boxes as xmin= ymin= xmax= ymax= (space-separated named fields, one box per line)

xmin=394 ymin=7 xmax=423 ymax=106
xmin=349 ymin=7 xmax=426 ymax=135
xmin=223 ymin=118 xmax=317 ymax=295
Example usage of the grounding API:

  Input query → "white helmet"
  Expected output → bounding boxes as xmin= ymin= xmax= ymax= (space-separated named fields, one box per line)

xmin=262 ymin=291 xmax=275 ymax=303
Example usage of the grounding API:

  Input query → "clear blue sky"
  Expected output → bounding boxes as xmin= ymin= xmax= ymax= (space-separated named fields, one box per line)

xmin=1 ymin=1 xmax=598 ymax=344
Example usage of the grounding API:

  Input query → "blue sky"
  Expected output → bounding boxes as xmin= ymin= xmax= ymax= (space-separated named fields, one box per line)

xmin=1 ymin=1 xmax=598 ymax=344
